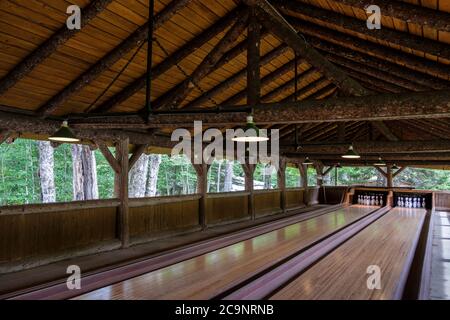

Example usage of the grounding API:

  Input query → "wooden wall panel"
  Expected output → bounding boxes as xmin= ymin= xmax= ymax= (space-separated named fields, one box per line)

xmin=286 ymin=188 xmax=304 ymax=208
xmin=0 ymin=207 xmax=117 ymax=264
xmin=205 ymin=192 xmax=249 ymax=225
xmin=321 ymin=186 xmax=348 ymax=204
xmin=434 ymin=192 xmax=450 ymax=210
xmin=254 ymin=190 xmax=282 ymax=217
xmin=129 ymin=199 xmax=199 ymax=237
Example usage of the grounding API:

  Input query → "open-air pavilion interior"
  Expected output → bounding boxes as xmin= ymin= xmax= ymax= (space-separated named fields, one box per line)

xmin=0 ymin=0 xmax=450 ymax=301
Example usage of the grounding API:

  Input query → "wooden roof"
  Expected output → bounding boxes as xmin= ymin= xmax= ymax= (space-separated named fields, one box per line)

xmin=1 ymin=0 xmax=450 ymax=166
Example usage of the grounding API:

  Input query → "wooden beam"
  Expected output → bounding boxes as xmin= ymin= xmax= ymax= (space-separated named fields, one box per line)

xmin=242 ymin=0 xmax=369 ymax=96
xmin=317 ymin=0 xmax=450 ymax=32
xmin=307 ymin=38 xmax=447 ymax=90
xmin=242 ymin=163 xmax=256 ymax=219
xmin=94 ymin=7 xmax=241 ymax=113
xmin=0 ymin=0 xmax=114 ymax=96
xmin=0 ymin=130 xmax=10 ymax=145
xmin=128 ymin=144 xmax=149 ymax=171
xmin=117 ymin=138 xmax=130 ymax=248
xmin=36 ymin=0 xmax=192 ymax=117
xmin=289 ymin=19 xmax=450 ymax=82
xmin=98 ymin=143 xmax=121 ymax=174
xmin=277 ymin=157 xmax=287 ymax=212
xmin=184 ymin=44 xmax=288 ymax=108
xmin=259 ymin=68 xmax=318 ymax=104
xmin=247 ymin=7 xmax=261 ymax=106
xmin=297 ymin=162 xmax=309 ymax=205
xmin=374 ymin=166 xmax=387 ymax=178
xmin=282 ymin=140 xmax=450 ymax=155
xmin=193 ymin=163 xmax=209 ymax=229
xmin=371 ymin=121 xmax=399 ymax=142
xmin=322 ymin=166 xmax=335 ymax=177
xmin=146 ymin=12 xmax=249 ymax=111
xmin=386 ymin=164 xmax=393 ymax=188
xmin=393 ymin=166 xmax=407 ymax=178
xmin=277 ymin=1 xmax=450 ymax=61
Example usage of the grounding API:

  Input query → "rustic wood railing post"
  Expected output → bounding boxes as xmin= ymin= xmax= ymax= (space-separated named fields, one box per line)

xmin=298 ymin=162 xmax=309 ymax=206
xmin=387 ymin=164 xmax=393 ymax=188
xmin=277 ymin=158 xmax=287 ymax=213
xmin=242 ymin=163 xmax=256 ymax=220
xmin=193 ymin=163 xmax=209 ymax=230
xmin=117 ymin=138 xmax=130 ymax=248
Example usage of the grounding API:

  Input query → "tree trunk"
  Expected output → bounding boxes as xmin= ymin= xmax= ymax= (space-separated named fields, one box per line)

xmin=224 ymin=160 xmax=233 ymax=192
xmin=71 ymin=144 xmax=98 ymax=200
xmin=37 ymin=141 xmax=56 ymax=203
xmin=81 ymin=145 xmax=98 ymax=200
xmin=145 ymin=154 xmax=161 ymax=197
xmin=71 ymin=145 xmax=84 ymax=201
xmin=216 ymin=161 xmax=222 ymax=192
xmin=129 ymin=154 xmax=149 ymax=198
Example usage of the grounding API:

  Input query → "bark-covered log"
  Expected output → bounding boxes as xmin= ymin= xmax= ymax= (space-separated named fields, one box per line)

xmin=276 ymin=1 xmax=450 ymax=60
xmin=242 ymin=0 xmax=370 ymax=96
xmin=149 ymin=11 xmax=249 ymax=111
xmin=37 ymin=141 xmax=56 ymax=203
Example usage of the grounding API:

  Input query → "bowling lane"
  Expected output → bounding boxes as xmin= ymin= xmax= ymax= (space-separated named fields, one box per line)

xmin=75 ymin=205 xmax=378 ymax=300
xmin=270 ymin=207 xmax=426 ymax=300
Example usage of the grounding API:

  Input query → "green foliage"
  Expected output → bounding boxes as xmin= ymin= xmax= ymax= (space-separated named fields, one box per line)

xmin=1 ymin=139 xmax=450 ymax=205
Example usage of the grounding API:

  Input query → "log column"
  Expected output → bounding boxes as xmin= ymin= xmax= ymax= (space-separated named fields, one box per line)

xmin=386 ymin=164 xmax=393 ymax=188
xmin=117 ymin=138 xmax=130 ymax=248
xmin=193 ymin=163 xmax=209 ymax=230
xmin=298 ymin=163 xmax=309 ymax=206
xmin=277 ymin=158 xmax=287 ymax=213
xmin=243 ymin=164 xmax=256 ymax=220
xmin=314 ymin=162 xmax=324 ymax=187
xmin=98 ymin=139 xmax=130 ymax=248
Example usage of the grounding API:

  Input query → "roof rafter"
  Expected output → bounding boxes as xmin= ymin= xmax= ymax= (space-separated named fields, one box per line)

xmin=0 ymin=0 xmax=114 ymax=96
xmin=36 ymin=0 xmax=192 ymax=117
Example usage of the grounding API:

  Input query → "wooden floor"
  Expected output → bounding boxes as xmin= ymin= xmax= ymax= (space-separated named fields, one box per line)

xmin=74 ymin=206 xmax=377 ymax=300
xmin=270 ymin=207 xmax=426 ymax=300
xmin=429 ymin=211 xmax=450 ymax=300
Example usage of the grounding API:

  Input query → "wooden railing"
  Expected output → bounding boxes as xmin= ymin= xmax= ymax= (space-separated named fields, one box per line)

xmin=285 ymin=188 xmax=305 ymax=209
xmin=0 ymin=187 xmax=320 ymax=271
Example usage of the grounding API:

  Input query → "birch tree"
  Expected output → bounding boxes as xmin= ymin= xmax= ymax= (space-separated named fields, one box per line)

xmin=37 ymin=141 xmax=56 ymax=203
xmin=145 ymin=154 xmax=161 ymax=197
xmin=129 ymin=154 xmax=149 ymax=198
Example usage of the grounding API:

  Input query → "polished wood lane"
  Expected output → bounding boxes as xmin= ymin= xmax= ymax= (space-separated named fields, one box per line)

xmin=75 ymin=206 xmax=378 ymax=300
xmin=271 ymin=207 xmax=426 ymax=300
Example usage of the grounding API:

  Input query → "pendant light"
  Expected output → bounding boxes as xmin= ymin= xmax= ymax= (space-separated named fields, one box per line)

xmin=374 ymin=157 xmax=386 ymax=166
xmin=231 ymin=115 xmax=269 ymax=142
xmin=391 ymin=164 xmax=400 ymax=170
xmin=302 ymin=157 xmax=313 ymax=165
xmin=49 ymin=121 xmax=79 ymax=143
xmin=341 ymin=145 xmax=360 ymax=159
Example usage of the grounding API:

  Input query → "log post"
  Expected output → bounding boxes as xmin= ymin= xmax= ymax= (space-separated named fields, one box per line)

xmin=314 ymin=161 xmax=324 ymax=187
xmin=277 ymin=158 xmax=287 ymax=213
xmin=386 ymin=164 xmax=393 ymax=188
xmin=117 ymin=138 xmax=130 ymax=248
xmin=242 ymin=163 xmax=256 ymax=220
xmin=193 ymin=163 xmax=209 ymax=230
xmin=298 ymin=163 xmax=309 ymax=205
